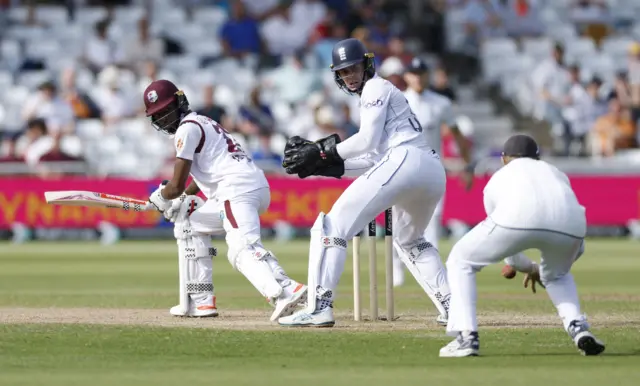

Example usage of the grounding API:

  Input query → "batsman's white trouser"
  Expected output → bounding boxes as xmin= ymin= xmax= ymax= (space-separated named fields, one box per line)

xmin=188 ymin=188 xmax=299 ymax=303
xmin=446 ymin=217 xmax=586 ymax=336
xmin=305 ymin=145 xmax=447 ymax=312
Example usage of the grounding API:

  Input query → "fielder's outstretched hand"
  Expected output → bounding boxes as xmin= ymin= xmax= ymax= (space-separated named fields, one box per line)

xmin=523 ymin=263 xmax=545 ymax=294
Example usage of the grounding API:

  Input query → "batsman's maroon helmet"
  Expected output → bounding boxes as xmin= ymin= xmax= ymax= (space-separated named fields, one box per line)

xmin=143 ymin=79 xmax=190 ymax=134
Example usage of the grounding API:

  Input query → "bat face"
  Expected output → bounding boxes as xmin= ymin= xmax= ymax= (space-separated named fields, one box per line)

xmin=44 ymin=191 xmax=152 ymax=211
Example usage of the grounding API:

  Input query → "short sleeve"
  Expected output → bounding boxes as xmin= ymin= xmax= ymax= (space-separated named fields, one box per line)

xmin=174 ymin=123 xmax=203 ymax=161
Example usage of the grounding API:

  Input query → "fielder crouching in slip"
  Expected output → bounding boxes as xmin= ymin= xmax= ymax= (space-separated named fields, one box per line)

xmin=440 ymin=134 xmax=605 ymax=357
xmin=277 ymin=38 xmax=450 ymax=327
xmin=144 ymin=79 xmax=307 ymax=321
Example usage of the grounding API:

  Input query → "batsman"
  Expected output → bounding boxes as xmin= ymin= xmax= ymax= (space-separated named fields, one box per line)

xmin=144 ymin=79 xmax=307 ymax=321
xmin=278 ymin=38 xmax=451 ymax=327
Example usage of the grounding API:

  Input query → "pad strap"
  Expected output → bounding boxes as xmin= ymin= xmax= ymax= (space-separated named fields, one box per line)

xmin=184 ymin=246 xmax=218 ymax=259
xmin=321 ymin=236 xmax=347 ymax=249
xmin=186 ymin=281 xmax=214 ymax=293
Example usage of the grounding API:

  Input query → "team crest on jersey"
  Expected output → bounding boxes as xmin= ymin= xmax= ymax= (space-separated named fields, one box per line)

xmin=147 ymin=90 xmax=158 ymax=103
xmin=176 ymin=138 xmax=184 ymax=150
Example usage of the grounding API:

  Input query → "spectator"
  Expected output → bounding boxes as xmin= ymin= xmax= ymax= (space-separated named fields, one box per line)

xmin=93 ymin=66 xmax=134 ymax=128
xmin=431 ymin=67 xmax=457 ymax=102
xmin=21 ymin=80 xmax=75 ymax=154
xmin=240 ymin=0 xmax=281 ymax=20
xmin=495 ymin=0 xmax=543 ymax=39
xmin=530 ymin=42 xmax=571 ymax=151
xmin=312 ymin=14 xmax=348 ymax=68
xmin=122 ymin=17 xmax=165 ymax=75
xmin=307 ymin=104 xmax=345 ymax=142
xmin=14 ymin=119 xmax=54 ymax=166
xmin=461 ymin=0 xmax=504 ymax=54
xmin=59 ymin=66 xmax=101 ymax=120
xmin=12 ymin=118 xmax=79 ymax=169
xmin=260 ymin=0 xmax=326 ymax=57
xmin=83 ymin=18 xmax=125 ymax=75
xmin=590 ymin=94 xmax=637 ymax=157
xmin=198 ymin=84 xmax=232 ymax=129
xmin=220 ymin=0 xmax=262 ymax=59
xmin=263 ymin=52 xmax=322 ymax=105
xmin=562 ymin=68 xmax=603 ymax=156
xmin=237 ymin=86 xmax=275 ymax=136
xmin=627 ymin=42 xmax=640 ymax=127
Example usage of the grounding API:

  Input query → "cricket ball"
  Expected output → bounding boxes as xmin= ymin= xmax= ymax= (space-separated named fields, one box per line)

xmin=501 ymin=265 xmax=516 ymax=279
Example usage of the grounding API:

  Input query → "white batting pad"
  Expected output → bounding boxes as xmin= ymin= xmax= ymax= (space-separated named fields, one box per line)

xmin=227 ymin=230 xmax=283 ymax=299
xmin=306 ymin=212 xmax=347 ymax=313
xmin=394 ymin=239 xmax=450 ymax=316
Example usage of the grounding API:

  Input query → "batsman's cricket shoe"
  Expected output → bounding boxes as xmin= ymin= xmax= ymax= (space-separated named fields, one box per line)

xmin=439 ymin=331 xmax=479 ymax=357
xmin=567 ymin=319 xmax=605 ymax=356
xmin=170 ymin=293 xmax=218 ymax=317
xmin=270 ymin=282 xmax=308 ymax=322
xmin=278 ymin=305 xmax=335 ymax=327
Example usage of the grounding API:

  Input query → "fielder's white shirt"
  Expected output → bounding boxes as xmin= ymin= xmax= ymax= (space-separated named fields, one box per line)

xmin=403 ymin=88 xmax=456 ymax=155
xmin=483 ymin=158 xmax=586 ymax=238
xmin=337 ymin=74 xmax=429 ymax=161
xmin=174 ymin=112 xmax=268 ymax=201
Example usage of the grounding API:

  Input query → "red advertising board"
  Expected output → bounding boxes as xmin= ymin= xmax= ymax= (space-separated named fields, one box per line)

xmin=1 ymin=175 xmax=638 ymax=229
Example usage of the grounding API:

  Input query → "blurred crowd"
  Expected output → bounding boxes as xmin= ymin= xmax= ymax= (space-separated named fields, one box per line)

xmin=530 ymin=41 xmax=640 ymax=157
xmin=460 ymin=0 xmax=640 ymax=157
xmin=0 ymin=0 xmax=462 ymax=178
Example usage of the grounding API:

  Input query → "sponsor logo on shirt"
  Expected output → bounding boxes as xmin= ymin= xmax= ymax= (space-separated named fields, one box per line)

xmin=362 ymin=98 xmax=383 ymax=108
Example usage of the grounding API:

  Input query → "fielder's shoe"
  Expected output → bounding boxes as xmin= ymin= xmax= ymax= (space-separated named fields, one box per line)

xmin=270 ymin=282 xmax=308 ymax=322
xmin=439 ymin=331 xmax=480 ymax=357
xmin=436 ymin=313 xmax=448 ymax=326
xmin=170 ymin=293 xmax=218 ymax=318
xmin=567 ymin=320 xmax=605 ymax=356
xmin=278 ymin=305 xmax=335 ymax=327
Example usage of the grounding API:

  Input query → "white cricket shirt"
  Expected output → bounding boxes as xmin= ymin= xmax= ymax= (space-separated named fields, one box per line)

xmin=483 ymin=158 xmax=586 ymax=238
xmin=174 ymin=112 xmax=268 ymax=201
xmin=403 ymin=88 xmax=456 ymax=155
xmin=336 ymin=74 xmax=429 ymax=160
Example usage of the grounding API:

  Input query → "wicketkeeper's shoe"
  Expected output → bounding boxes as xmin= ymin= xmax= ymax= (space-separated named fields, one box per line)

xmin=567 ymin=319 xmax=605 ymax=356
xmin=278 ymin=304 xmax=335 ymax=327
xmin=270 ymin=282 xmax=308 ymax=322
xmin=439 ymin=331 xmax=480 ymax=357
xmin=170 ymin=293 xmax=218 ymax=318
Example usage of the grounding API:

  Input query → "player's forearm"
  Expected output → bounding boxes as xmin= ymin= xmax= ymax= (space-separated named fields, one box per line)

xmin=184 ymin=180 xmax=200 ymax=196
xmin=504 ymin=253 xmax=535 ymax=273
xmin=161 ymin=182 xmax=184 ymax=200
xmin=450 ymin=124 xmax=472 ymax=164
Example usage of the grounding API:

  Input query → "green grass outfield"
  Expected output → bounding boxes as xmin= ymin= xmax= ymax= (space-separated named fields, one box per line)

xmin=1 ymin=238 xmax=639 ymax=386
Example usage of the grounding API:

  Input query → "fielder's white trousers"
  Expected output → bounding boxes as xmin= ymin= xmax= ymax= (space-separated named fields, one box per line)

xmin=317 ymin=145 xmax=446 ymax=297
xmin=446 ymin=217 xmax=586 ymax=336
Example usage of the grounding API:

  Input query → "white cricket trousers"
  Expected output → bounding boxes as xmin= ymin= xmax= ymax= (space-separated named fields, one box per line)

xmin=318 ymin=145 xmax=446 ymax=297
xmin=189 ymin=187 xmax=270 ymax=240
xmin=446 ymin=217 xmax=586 ymax=336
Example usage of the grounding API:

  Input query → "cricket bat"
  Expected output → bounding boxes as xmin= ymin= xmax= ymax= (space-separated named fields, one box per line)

xmin=44 ymin=191 xmax=154 ymax=211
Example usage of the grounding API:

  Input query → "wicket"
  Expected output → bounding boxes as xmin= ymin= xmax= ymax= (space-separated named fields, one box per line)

xmin=352 ymin=208 xmax=394 ymax=321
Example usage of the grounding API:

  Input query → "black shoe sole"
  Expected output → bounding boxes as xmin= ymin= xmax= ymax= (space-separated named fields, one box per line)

xmin=577 ymin=335 xmax=605 ymax=356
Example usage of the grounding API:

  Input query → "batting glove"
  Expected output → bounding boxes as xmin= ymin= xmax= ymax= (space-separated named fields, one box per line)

xmin=148 ymin=182 xmax=172 ymax=213
xmin=163 ymin=193 xmax=187 ymax=222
